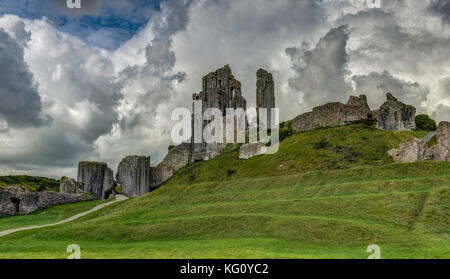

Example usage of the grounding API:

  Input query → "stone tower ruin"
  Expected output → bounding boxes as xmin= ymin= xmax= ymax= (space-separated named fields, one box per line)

xmin=256 ymin=69 xmax=275 ymax=128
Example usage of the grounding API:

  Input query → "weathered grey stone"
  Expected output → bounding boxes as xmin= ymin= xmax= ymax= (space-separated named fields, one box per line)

xmin=293 ymin=95 xmax=372 ymax=132
xmin=239 ymin=142 xmax=267 ymax=159
xmin=388 ymin=138 xmax=431 ymax=163
xmin=376 ymin=93 xmax=416 ymax=131
xmin=150 ymin=144 xmax=192 ymax=188
xmin=116 ymin=156 xmax=151 ymax=197
xmin=59 ymin=177 xmax=84 ymax=195
xmin=191 ymin=65 xmax=247 ymax=162
xmin=429 ymin=121 xmax=450 ymax=162
xmin=0 ymin=185 xmax=92 ymax=217
xmin=77 ymin=161 xmax=114 ymax=199
xmin=388 ymin=121 xmax=449 ymax=163
xmin=256 ymin=69 xmax=275 ymax=128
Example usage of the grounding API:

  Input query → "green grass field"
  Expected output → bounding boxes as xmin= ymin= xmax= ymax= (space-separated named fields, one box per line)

xmin=0 ymin=124 xmax=448 ymax=259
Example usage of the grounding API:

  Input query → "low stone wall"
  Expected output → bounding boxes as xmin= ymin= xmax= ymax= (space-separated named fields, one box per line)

xmin=292 ymin=93 xmax=416 ymax=133
xmin=0 ymin=185 xmax=92 ymax=217
xmin=293 ymin=95 xmax=372 ymax=132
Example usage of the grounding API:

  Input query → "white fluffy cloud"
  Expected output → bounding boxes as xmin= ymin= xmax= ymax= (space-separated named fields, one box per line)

xmin=0 ymin=0 xmax=449 ymax=178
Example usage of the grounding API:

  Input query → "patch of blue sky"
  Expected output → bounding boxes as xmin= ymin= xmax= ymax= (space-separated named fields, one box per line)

xmin=0 ymin=0 xmax=162 ymax=50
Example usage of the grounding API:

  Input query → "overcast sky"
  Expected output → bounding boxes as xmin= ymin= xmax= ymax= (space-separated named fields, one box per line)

xmin=0 ymin=0 xmax=449 ymax=179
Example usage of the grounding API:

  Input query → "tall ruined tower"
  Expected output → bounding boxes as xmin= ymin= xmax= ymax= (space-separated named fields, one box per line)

xmin=191 ymin=65 xmax=247 ymax=161
xmin=193 ymin=65 xmax=246 ymax=114
xmin=256 ymin=69 xmax=275 ymax=128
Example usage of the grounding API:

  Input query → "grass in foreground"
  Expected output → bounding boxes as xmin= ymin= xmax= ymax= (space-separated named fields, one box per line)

xmin=0 ymin=125 xmax=447 ymax=259
xmin=0 ymin=161 xmax=448 ymax=259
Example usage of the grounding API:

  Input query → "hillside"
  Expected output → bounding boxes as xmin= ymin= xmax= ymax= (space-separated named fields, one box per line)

xmin=0 ymin=124 xmax=448 ymax=259
xmin=166 ymin=124 xmax=428 ymax=185
xmin=0 ymin=175 xmax=59 ymax=192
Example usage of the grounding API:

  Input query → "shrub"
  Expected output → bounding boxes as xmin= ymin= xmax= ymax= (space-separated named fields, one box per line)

xmin=168 ymin=145 xmax=176 ymax=151
xmin=415 ymin=115 xmax=437 ymax=131
xmin=114 ymin=185 xmax=122 ymax=194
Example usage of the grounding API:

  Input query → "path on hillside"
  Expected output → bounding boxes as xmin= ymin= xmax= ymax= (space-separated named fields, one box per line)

xmin=0 ymin=195 xmax=128 ymax=238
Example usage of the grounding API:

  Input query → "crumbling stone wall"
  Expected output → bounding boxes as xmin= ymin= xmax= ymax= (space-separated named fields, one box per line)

xmin=150 ymin=143 xmax=192 ymax=188
xmin=191 ymin=65 xmax=247 ymax=162
xmin=293 ymin=95 xmax=372 ymax=132
xmin=388 ymin=121 xmax=449 ymax=163
xmin=116 ymin=156 xmax=151 ymax=197
xmin=0 ymin=185 xmax=92 ymax=217
xmin=256 ymin=69 xmax=275 ymax=127
xmin=376 ymin=93 xmax=416 ymax=131
xmin=429 ymin=121 xmax=450 ymax=162
xmin=195 ymin=65 xmax=247 ymax=113
xmin=77 ymin=161 xmax=113 ymax=199
xmin=59 ymin=177 xmax=84 ymax=195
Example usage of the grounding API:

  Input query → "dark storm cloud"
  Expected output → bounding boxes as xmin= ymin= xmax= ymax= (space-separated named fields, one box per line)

xmin=286 ymin=25 xmax=352 ymax=109
xmin=428 ymin=0 xmax=450 ymax=24
xmin=352 ymin=71 xmax=429 ymax=110
xmin=0 ymin=27 xmax=50 ymax=128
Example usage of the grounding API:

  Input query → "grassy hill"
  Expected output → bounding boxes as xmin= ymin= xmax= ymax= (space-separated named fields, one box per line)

xmin=0 ymin=175 xmax=60 ymax=192
xmin=167 ymin=124 xmax=428 ymax=184
xmin=0 ymin=124 xmax=448 ymax=259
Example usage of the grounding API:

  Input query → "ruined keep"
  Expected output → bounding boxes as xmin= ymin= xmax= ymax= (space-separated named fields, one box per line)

xmin=116 ymin=156 xmax=151 ymax=197
xmin=256 ymin=69 xmax=275 ymax=127
xmin=77 ymin=161 xmax=114 ymax=199
xmin=191 ymin=65 xmax=247 ymax=162
xmin=148 ymin=65 xmax=277 ymax=187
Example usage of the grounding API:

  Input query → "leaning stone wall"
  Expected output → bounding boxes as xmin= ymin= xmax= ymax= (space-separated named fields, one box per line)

xmin=77 ymin=161 xmax=113 ymax=199
xmin=116 ymin=156 xmax=151 ymax=197
xmin=150 ymin=143 xmax=192 ymax=188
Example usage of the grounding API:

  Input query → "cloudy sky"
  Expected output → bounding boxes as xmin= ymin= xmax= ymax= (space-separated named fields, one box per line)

xmin=0 ymin=0 xmax=449 ymax=178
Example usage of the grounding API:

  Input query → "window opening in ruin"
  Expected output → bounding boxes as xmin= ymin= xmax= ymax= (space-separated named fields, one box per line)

xmin=10 ymin=198 xmax=20 ymax=213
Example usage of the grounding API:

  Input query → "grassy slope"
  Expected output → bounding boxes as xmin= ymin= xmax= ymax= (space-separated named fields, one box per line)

xmin=0 ymin=175 xmax=60 ymax=192
xmin=0 ymin=124 xmax=448 ymax=259
xmin=0 ymin=199 xmax=109 ymax=232
xmin=167 ymin=124 xmax=427 ymax=185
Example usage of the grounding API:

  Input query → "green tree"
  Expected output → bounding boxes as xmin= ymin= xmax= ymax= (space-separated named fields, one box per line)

xmin=415 ymin=115 xmax=437 ymax=131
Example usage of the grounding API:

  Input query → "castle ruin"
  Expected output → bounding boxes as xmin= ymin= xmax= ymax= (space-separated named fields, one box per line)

xmin=70 ymin=66 xmax=426 ymax=199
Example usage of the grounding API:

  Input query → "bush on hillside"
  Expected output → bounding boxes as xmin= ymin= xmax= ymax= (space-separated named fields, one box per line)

xmin=415 ymin=115 xmax=437 ymax=131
